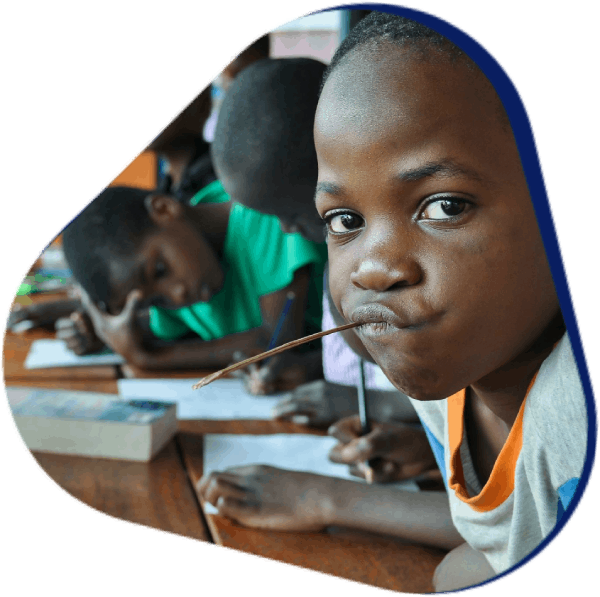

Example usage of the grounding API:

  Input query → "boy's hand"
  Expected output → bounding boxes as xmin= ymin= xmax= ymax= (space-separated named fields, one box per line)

xmin=8 ymin=300 xmax=74 ymax=332
xmin=230 ymin=350 xmax=314 ymax=395
xmin=328 ymin=415 xmax=439 ymax=483
xmin=79 ymin=289 xmax=145 ymax=362
xmin=272 ymin=380 xmax=358 ymax=427
xmin=197 ymin=465 xmax=335 ymax=532
xmin=55 ymin=311 xmax=105 ymax=355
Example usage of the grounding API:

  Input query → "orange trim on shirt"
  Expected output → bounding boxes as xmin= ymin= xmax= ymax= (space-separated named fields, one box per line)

xmin=447 ymin=374 xmax=538 ymax=512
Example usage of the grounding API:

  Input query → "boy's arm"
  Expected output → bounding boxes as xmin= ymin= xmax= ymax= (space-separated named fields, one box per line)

xmin=137 ymin=266 xmax=312 ymax=372
xmin=197 ymin=465 xmax=464 ymax=551
xmin=433 ymin=542 xmax=497 ymax=591
xmin=9 ymin=298 xmax=81 ymax=330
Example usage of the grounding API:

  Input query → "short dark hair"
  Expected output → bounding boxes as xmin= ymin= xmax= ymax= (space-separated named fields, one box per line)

xmin=211 ymin=57 xmax=326 ymax=210
xmin=323 ymin=11 xmax=508 ymax=129
xmin=62 ymin=186 xmax=153 ymax=309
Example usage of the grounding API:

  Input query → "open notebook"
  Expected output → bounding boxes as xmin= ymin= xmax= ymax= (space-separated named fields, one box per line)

xmin=25 ymin=339 xmax=125 ymax=369
xmin=118 ymin=378 xmax=283 ymax=420
xmin=202 ymin=434 xmax=419 ymax=514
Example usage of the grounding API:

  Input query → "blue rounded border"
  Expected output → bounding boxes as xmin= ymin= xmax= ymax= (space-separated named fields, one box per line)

xmin=318 ymin=2 xmax=597 ymax=590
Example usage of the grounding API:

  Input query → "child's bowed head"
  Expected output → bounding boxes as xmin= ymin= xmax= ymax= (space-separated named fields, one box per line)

xmin=211 ymin=57 xmax=327 ymax=243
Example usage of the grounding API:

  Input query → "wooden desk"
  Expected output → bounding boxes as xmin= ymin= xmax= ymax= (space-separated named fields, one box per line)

xmin=179 ymin=433 xmax=445 ymax=593
xmin=5 ymin=290 xmax=118 ymax=383
xmin=3 ymin=329 xmax=118 ymax=383
xmin=5 ymin=377 xmax=445 ymax=593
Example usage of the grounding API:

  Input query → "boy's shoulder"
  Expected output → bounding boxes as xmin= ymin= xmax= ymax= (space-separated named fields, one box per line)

xmin=522 ymin=333 xmax=587 ymax=477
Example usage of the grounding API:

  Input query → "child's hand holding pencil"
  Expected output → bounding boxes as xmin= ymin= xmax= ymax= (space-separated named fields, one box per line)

xmin=328 ymin=415 xmax=440 ymax=484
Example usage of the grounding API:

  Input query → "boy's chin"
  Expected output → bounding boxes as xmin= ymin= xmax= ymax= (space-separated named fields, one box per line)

xmin=380 ymin=365 xmax=458 ymax=402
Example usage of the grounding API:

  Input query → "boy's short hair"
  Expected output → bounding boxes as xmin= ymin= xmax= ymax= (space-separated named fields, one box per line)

xmin=211 ymin=57 xmax=326 ymax=210
xmin=324 ymin=12 xmax=508 ymax=129
xmin=62 ymin=186 xmax=153 ymax=309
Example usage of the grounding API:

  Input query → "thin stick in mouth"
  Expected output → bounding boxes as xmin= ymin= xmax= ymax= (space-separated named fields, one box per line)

xmin=192 ymin=321 xmax=362 ymax=390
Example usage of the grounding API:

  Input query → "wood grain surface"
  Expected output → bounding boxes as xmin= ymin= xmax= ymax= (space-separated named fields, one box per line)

xmin=178 ymin=433 xmax=445 ymax=593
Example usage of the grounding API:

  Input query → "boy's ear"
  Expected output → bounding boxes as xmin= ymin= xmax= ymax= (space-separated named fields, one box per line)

xmin=144 ymin=194 xmax=183 ymax=225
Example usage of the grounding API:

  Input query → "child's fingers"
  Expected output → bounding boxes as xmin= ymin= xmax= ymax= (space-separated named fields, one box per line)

xmin=55 ymin=317 xmax=75 ymax=331
xmin=201 ymin=476 xmax=251 ymax=507
xmin=71 ymin=311 xmax=92 ymax=336
xmin=370 ymin=460 xmax=401 ymax=483
xmin=348 ymin=464 xmax=366 ymax=479
xmin=56 ymin=325 xmax=77 ymax=341
xmin=215 ymin=496 xmax=260 ymax=525
xmin=271 ymin=399 xmax=318 ymax=421
xmin=328 ymin=415 xmax=361 ymax=444
xmin=120 ymin=289 xmax=143 ymax=322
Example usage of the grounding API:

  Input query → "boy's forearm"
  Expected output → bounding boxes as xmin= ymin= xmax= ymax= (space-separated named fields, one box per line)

xmin=325 ymin=479 xmax=463 ymax=551
xmin=131 ymin=327 xmax=269 ymax=370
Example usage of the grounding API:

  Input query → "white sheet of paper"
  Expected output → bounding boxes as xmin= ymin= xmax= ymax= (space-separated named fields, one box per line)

xmin=117 ymin=378 xmax=283 ymax=420
xmin=24 ymin=339 xmax=125 ymax=369
xmin=202 ymin=434 xmax=419 ymax=514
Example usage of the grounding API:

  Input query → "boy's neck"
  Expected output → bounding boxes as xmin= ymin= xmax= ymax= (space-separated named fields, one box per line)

xmin=469 ymin=312 xmax=565 ymax=427
xmin=189 ymin=202 xmax=231 ymax=256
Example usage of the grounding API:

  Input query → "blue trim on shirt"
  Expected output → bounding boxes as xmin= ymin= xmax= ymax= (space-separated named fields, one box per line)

xmin=558 ymin=478 xmax=579 ymax=511
xmin=421 ymin=421 xmax=447 ymax=487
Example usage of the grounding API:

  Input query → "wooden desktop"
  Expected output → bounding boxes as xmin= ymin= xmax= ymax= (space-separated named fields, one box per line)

xmin=3 ymin=298 xmax=445 ymax=593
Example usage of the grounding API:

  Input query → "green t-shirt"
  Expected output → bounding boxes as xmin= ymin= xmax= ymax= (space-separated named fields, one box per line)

xmin=149 ymin=181 xmax=327 ymax=342
xmin=188 ymin=179 xmax=230 ymax=204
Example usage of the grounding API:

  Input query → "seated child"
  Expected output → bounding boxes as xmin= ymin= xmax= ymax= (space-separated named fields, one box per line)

xmin=211 ymin=55 xmax=431 ymax=481
xmin=198 ymin=11 xmax=588 ymax=590
xmin=60 ymin=183 xmax=327 ymax=387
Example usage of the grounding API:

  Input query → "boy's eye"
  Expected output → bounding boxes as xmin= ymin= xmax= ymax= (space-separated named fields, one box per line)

xmin=325 ymin=211 xmax=365 ymax=234
xmin=421 ymin=198 xmax=469 ymax=220
xmin=154 ymin=259 xmax=168 ymax=279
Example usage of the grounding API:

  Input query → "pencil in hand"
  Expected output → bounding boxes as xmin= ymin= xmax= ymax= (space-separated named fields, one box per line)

xmin=356 ymin=358 xmax=383 ymax=484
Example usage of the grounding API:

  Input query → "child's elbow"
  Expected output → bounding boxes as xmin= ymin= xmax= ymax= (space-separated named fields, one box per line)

xmin=432 ymin=543 xmax=496 ymax=592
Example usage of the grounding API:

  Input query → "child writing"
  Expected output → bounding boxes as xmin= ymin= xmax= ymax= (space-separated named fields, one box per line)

xmin=59 ymin=183 xmax=326 ymax=388
xmin=198 ymin=12 xmax=587 ymax=590
xmin=211 ymin=55 xmax=432 ymax=481
xmin=8 ymin=36 xmax=271 ymax=348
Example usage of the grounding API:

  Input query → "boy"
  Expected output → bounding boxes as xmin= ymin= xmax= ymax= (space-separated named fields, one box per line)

xmin=211 ymin=57 xmax=327 ymax=244
xmin=198 ymin=12 xmax=587 ymax=590
xmin=61 ymin=183 xmax=326 ymax=386
xmin=211 ymin=55 xmax=428 ymax=478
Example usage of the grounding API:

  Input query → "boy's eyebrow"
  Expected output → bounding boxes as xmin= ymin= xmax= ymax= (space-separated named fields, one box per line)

xmin=397 ymin=159 xmax=482 ymax=183
xmin=314 ymin=159 xmax=482 ymax=200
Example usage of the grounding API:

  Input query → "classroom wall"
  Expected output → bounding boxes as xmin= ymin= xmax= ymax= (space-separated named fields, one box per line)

xmin=49 ymin=151 xmax=158 ymax=247
xmin=270 ymin=31 xmax=339 ymax=63
xmin=109 ymin=151 xmax=157 ymax=190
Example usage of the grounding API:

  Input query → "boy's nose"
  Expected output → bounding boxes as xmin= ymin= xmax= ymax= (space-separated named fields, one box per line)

xmin=170 ymin=283 xmax=187 ymax=305
xmin=350 ymin=254 xmax=421 ymax=292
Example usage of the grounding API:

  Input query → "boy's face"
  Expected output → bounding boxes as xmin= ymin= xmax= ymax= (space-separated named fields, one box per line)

xmin=108 ymin=200 xmax=224 ymax=314
xmin=314 ymin=45 xmax=560 ymax=401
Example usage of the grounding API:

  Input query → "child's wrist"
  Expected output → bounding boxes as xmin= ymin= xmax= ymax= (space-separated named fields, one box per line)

xmin=127 ymin=345 xmax=152 ymax=369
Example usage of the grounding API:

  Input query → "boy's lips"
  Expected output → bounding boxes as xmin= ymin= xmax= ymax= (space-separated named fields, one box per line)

xmin=349 ymin=303 xmax=428 ymax=336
